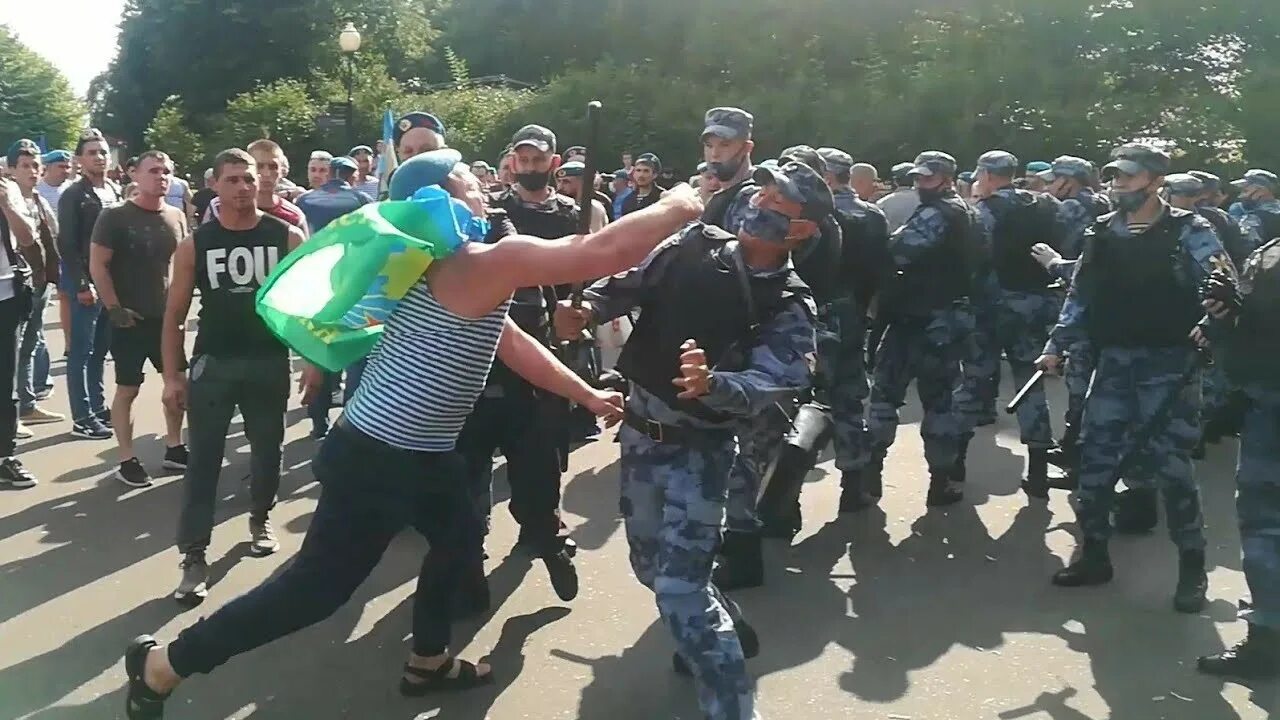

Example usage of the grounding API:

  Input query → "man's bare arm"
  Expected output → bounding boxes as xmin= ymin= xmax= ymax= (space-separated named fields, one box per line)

xmin=89 ymin=244 xmax=121 ymax=308
xmin=495 ymin=317 xmax=596 ymax=405
xmin=162 ymin=239 xmax=197 ymax=383
xmin=434 ymin=184 xmax=701 ymax=318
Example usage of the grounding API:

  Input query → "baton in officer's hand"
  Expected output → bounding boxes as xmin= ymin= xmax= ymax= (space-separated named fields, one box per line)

xmin=1006 ymin=369 xmax=1046 ymax=415
xmin=569 ymin=100 xmax=603 ymax=310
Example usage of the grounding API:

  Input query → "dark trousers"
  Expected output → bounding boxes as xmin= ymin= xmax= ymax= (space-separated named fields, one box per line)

xmin=0 ymin=297 xmax=21 ymax=457
xmin=167 ymin=420 xmax=478 ymax=677
xmin=176 ymin=354 xmax=290 ymax=554
xmin=455 ymin=385 xmax=566 ymax=550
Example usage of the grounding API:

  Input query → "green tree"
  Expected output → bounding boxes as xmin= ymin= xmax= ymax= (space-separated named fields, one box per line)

xmin=209 ymin=80 xmax=321 ymax=174
xmin=0 ymin=25 xmax=85 ymax=150
xmin=143 ymin=96 xmax=205 ymax=173
xmin=402 ymin=86 xmax=535 ymax=161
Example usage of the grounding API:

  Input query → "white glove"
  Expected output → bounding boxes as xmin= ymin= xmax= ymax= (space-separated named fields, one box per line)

xmin=1030 ymin=243 xmax=1062 ymax=270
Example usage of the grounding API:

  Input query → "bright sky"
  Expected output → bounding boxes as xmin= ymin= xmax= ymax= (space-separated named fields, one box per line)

xmin=1 ymin=0 xmax=126 ymax=97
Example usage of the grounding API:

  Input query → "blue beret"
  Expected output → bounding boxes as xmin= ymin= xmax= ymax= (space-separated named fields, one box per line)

xmin=389 ymin=148 xmax=463 ymax=201
xmin=41 ymin=150 xmax=71 ymax=165
xmin=330 ymin=156 xmax=358 ymax=172
xmin=6 ymin=139 xmax=39 ymax=167
xmin=393 ymin=112 xmax=446 ymax=145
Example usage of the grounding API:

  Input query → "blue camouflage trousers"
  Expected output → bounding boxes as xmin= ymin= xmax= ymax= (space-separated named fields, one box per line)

xmin=619 ymin=425 xmax=757 ymax=720
xmin=1064 ymin=339 xmax=1096 ymax=436
xmin=868 ymin=308 xmax=965 ymax=473
xmin=1237 ymin=392 xmax=1280 ymax=630
xmin=955 ymin=295 xmax=1000 ymax=431
xmin=824 ymin=299 xmax=870 ymax=476
xmin=1201 ymin=363 xmax=1232 ymax=419
xmin=1075 ymin=347 xmax=1205 ymax=550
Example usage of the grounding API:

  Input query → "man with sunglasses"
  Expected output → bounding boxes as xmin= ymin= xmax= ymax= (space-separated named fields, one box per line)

xmin=554 ymin=161 xmax=824 ymax=720
xmin=1037 ymin=144 xmax=1234 ymax=614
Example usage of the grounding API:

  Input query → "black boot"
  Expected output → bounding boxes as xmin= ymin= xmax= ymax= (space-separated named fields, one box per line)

xmin=1199 ymin=624 xmax=1280 ymax=679
xmin=1113 ymin=488 xmax=1158 ymax=534
xmin=1021 ymin=449 xmax=1055 ymax=499
xmin=926 ymin=470 xmax=963 ymax=507
xmin=712 ymin=531 xmax=763 ymax=592
xmin=862 ymin=460 xmax=884 ymax=499
xmin=1052 ymin=540 xmax=1113 ymax=587
xmin=673 ymin=615 xmax=760 ymax=676
xmin=1174 ymin=549 xmax=1208 ymax=613
xmin=838 ymin=472 xmax=876 ymax=513
xmin=953 ymin=433 xmax=972 ymax=485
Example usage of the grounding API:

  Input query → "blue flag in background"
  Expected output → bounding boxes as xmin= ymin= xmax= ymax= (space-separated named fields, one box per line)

xmin=376 ymin=109 xmax=399 ymax=198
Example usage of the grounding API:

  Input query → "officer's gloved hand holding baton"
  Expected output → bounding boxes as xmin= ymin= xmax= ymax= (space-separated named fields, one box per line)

xmin=1030 ymin=243 xmax=1064 ymax=271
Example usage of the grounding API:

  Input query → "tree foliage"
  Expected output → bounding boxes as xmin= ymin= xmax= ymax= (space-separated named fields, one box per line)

xmin=0 ymin=25 xmax=85 ymax=150
xmin=105 ymin=0 xmax=1280 ymax=181
xmin=144 ymin=96 xmax=204 ymax=173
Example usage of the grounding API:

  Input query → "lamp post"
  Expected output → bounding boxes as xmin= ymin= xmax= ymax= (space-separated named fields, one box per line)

xmin=338 ymin=22 xmax=362 ymax=149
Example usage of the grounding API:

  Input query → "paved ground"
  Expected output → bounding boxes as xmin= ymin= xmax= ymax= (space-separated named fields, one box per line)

xmin=0 ymin=304 xmax=1276 ymax=719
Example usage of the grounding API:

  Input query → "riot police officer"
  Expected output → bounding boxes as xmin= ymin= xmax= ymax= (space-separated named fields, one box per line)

xmin=956 ymin=150 xmax=1066 ymax=497
xmin=1040 ymin=144 xmax=1235 ymax=614
xmin=867 ymin=151 xmax=977 ymax=507
xmin=455 ymin=124 xmax=579 ymax=607
xmin=1040 ymin=156 xmax=1111 ymax=476
xmin=1229 ymin=169 xmax=1280 ymax=251
xmin=554 ymin=161 xmax=825 ymax=719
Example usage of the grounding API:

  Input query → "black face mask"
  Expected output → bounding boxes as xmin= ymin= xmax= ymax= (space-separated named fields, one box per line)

xmin=515 ymin=170 xmax=551 ymax=192
xmin=917 ymin=186 xmax=948 ymax=204
xmin=707 ymin=151 xmax=746 ymax=183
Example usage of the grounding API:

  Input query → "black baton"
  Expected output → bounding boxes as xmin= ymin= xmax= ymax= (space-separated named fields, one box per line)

xmin=569 ymin=100 xmax=603 ymax=309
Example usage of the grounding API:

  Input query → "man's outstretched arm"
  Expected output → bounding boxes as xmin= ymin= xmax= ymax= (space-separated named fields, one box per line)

xmin=432 ymin=185 xmax=702 ymax=318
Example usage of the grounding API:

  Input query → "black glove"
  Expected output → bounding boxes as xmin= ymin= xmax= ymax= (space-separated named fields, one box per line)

xmin=1200 ymin=267 xmax=1242 ymax=317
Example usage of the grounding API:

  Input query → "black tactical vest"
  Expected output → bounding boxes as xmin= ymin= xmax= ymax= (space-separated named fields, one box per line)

xmin=794 ymin=214 xmax=842 ymax=306
xmin=1222 ymin=238 xmax=1280 ymax=389
xmin=986 ymin=189 xmax=1060 ymax=292
xmin=883 ymin=196 xmax=975 ymax=317
xmin=193 ymin=215 xmax=290 ymax=357
xmin=834 ymin=199 xmax=891 ymax=309
xmin=491 ymin=191 xmax=578 ymax=332
xmin=616 ymin=224 xmax=812 ymax=423
xmin=1256 ymin=208 xmax=1280 ymax=246
xmin=1083 ymin=211 xmax=1203 ymax=348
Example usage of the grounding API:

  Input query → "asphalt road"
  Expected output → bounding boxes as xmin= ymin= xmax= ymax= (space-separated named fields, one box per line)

xmin=0 ymin=304 xmax=1274 ymax=719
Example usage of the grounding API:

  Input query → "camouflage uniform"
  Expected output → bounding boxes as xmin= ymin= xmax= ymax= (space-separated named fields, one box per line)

xmin=1058 ymin=186 xmax=1110 ymax=446
xmin=868 ymin=152 xmax=973 ymax=501
xmin=1237 ymin=386 xmax=1280 ymax=631
xmin=1229 ymin=169 xmax=1280 ymax=253
xmin=1047 ymin=201 xmax=1228 ymax=558
xmin=581 ymin=162 xmax=824 ymax=720
xmin=958 ymin=178 xmax=1060 ymax=450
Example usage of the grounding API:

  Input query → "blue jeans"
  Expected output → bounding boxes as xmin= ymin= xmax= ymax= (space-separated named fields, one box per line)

xmin=62 ymin=284 xmax=110 ymax=425
xmin=18 ymin=285 xmax=51 ymax=413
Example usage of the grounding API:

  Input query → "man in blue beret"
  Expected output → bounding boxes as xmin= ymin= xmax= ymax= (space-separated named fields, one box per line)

xmin=37 ymin=150 xmax=74 ymax=209
xmin=393 ymin=111 xmax=447 ymax=161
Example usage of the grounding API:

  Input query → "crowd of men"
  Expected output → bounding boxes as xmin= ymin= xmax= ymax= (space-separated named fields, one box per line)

xmin=3 ymin=103 xmax=1280 ymax=720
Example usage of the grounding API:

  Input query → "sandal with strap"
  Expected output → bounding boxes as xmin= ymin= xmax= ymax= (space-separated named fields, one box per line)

xmin=399 ymin=657 xmax=495 ymax=697
xmin=125 ymin=635 xmax=169 ymax=719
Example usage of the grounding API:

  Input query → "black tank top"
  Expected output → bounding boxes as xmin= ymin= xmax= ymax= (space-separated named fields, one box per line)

xmin=193 ymin=214 xmax=290 ymax=357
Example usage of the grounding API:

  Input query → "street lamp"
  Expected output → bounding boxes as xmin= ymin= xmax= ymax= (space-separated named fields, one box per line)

xmin=339 ymin=22 xmax=362 ymax=148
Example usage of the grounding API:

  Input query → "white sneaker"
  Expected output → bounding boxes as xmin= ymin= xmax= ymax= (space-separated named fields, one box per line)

xmin=15 ymin=422 xmax=33 ymax=439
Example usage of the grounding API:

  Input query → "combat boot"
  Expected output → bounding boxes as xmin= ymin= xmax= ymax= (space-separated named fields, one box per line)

xmin=838 ymin=471 xmax=876 ymax=513
xmin=1173 ymin=549 xmax=1208 ymax=613
xmin=862 ymin=460 xmax=884 ymax=498
xmin=1021 ymin=449 xmax=1054 ymax=499
xmin=712 ymin=531 xmax=763 ymax=592
xmin=1113 ymin=488 xmax=1158 ymax=534
xmin=1052 ymin=540 xmax=1113 ymax=587
xmin=1199 ymin=624 xmax=1280 ymax=679
xmin=953 ymin=433 xmax=972 ymax=485
xmin=926 ymin=470 xmax=963 ymax=507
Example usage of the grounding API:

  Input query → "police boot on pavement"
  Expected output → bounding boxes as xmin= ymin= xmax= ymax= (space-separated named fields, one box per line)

xmin=1041 ymin=144 xmax=1236 ymax=614
xmin=555 ymin=162 xmax=826 ymax=719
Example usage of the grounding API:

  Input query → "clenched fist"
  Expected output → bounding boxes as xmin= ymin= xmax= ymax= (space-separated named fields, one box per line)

xmin=672 ymin=339 xmax=712 ymax=399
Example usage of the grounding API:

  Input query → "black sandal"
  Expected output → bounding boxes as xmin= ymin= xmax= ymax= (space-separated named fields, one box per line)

xmin=399 ymin=657 xmax=495 ymax=697
xmin=125 ymin=635 xmax=169 ymax=719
